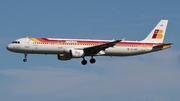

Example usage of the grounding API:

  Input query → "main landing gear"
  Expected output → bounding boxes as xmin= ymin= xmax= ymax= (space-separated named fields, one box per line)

xmin=81 ymin=56 xmax=96 ymax=65
xmin=23 ymin=53 xmax=27 ymax=62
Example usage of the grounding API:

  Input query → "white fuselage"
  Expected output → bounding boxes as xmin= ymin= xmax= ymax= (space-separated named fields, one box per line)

xmin=7 ymin=37 xmax=162 ymax=56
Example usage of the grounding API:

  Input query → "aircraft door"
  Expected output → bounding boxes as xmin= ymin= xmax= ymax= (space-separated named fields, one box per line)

xmin=25 ymin=38 xmax=30 ymax=49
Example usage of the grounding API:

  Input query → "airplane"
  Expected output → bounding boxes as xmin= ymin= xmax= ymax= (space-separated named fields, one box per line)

xmin=6 ymin=20 xmax=172 ymax=65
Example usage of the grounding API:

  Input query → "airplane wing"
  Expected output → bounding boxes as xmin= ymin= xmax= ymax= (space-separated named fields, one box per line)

xmin=82 ymin=40 xmax=121 ymax=55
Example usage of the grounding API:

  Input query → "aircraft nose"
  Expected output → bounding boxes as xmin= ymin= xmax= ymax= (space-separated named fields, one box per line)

xmin=6 ymin=44 xmax=12 ymax=51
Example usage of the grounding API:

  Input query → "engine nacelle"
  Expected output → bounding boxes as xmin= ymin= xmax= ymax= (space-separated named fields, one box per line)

xmin=57 ymin=54 xmax=71 ymax=60
xmin=70 ymin=49 xmax=84 ymax=58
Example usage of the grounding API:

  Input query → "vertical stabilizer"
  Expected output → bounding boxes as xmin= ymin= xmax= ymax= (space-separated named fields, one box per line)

xmin=141 ymin=20 xmax=168 ymax=43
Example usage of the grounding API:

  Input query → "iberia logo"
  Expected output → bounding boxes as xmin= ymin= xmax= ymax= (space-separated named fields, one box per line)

xmin=152 ymin=29 xmax=163 ymax=39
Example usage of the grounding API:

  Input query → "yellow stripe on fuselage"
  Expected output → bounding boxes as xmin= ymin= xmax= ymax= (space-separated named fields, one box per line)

xmin=29 ymin=38 xmax=41 ymax=42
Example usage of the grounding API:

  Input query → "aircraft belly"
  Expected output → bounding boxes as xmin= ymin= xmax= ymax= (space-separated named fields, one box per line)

xmin=104 ymin=47 xmax=152 ymax=56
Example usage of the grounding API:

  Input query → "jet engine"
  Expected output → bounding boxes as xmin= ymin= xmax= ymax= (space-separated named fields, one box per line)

xmin=59 ymin=49 xmax=84 ymax=60
xmin=57 ymin=54 xmax=71 ymax=60
xmin=70 ymin=49 xmax=84 ymax=58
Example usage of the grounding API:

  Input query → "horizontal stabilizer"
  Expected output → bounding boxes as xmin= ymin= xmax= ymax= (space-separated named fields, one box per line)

xmin=153 ymin=43 xmax=173 ymax=50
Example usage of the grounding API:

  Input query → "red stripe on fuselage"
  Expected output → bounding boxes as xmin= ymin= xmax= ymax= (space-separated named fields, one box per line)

xmin=33 ymin=38 xmax=161 ymax=46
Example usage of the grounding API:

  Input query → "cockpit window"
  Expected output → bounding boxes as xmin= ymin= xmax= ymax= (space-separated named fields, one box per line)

xmin=12 ymin=41 xmax=20 ymax=44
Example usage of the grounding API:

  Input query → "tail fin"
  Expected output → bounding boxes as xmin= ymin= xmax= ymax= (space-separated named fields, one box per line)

xmin=141 ymin=20 xmax=168 ymax=43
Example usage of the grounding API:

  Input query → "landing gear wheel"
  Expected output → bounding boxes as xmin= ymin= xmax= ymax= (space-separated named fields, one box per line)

xmin=90 ymin=58 xmax=96 ymax=64
xmin=81 ymin=60 xmax=87 ymax=65
xmin=23 ymin=53 xmax=28 ymax=62
xmin=23 ymin=59 xmax=27 ymax=62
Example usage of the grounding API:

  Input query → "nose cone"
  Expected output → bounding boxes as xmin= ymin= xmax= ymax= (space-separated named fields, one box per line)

xmin=6 ymin=44 xmax=12 ymax=51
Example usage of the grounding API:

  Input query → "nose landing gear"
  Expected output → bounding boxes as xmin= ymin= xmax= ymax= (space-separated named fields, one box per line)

xmin=23 ymin=54 xmax=27 ymax=62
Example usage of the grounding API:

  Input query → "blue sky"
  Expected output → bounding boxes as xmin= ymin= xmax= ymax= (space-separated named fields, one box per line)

xmin=1 ymin=0 xmax=180 ymax=101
